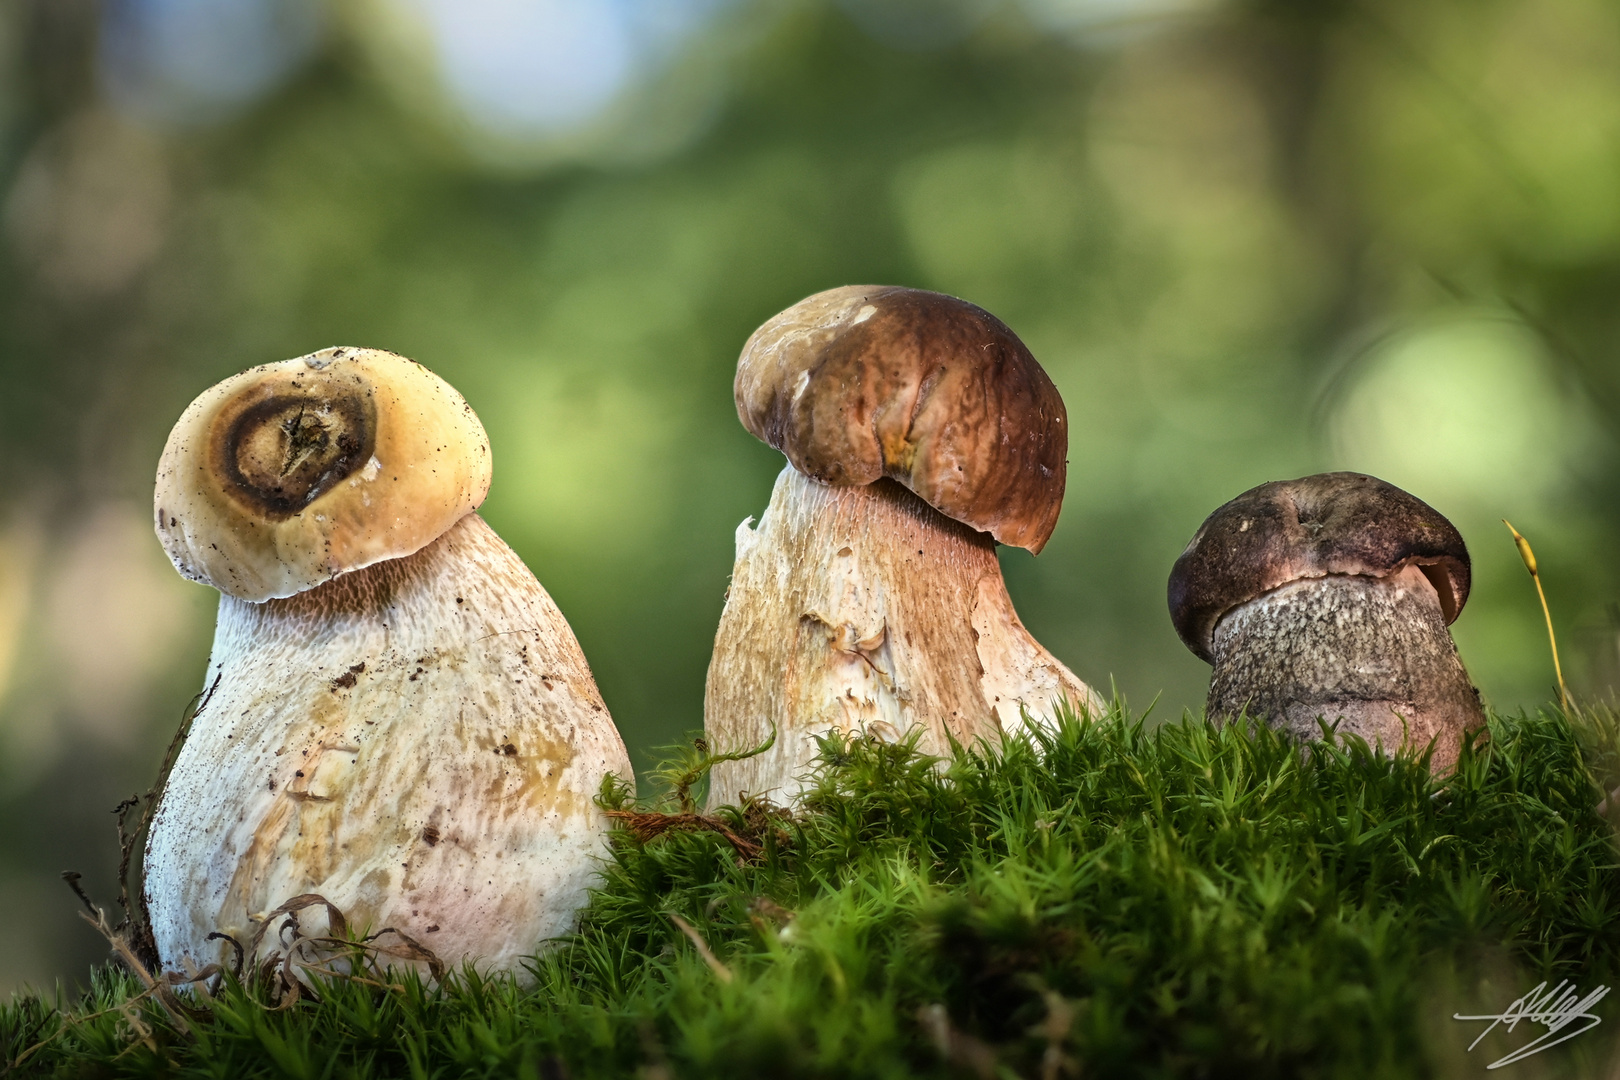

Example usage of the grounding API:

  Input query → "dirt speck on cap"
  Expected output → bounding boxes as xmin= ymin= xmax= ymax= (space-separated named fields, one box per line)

xmin=330 ymin=662 xmax=366 ymax=691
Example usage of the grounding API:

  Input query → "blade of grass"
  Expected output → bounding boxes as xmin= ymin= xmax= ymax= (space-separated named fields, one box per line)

xmin=1505 ymin=520 xmax=1569 ymax=712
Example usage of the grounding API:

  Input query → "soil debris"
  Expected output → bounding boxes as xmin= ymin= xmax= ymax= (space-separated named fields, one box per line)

xmin=330 ymin=662 xmax=366 ymax=691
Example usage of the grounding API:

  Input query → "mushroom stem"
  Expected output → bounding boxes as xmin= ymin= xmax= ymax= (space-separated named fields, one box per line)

xmin=705 ymin=466 xmax=1098 ymax=808
xmin=1206 ymin=565 xmax=1482 ymax=771
xmin=145 ymin=512 xmax=630 ymax=976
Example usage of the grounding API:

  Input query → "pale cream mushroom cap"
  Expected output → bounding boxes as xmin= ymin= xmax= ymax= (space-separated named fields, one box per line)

xmin=154 ymin=347 xmax=491 ymax=602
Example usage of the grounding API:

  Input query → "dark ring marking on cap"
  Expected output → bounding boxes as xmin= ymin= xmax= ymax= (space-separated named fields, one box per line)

xmin=217 ymin=391 xmax=377 ymax=520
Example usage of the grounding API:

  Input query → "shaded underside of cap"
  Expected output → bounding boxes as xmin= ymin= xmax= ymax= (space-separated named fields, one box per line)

xmin=734 ymin=285 xmax=1067 ymax=553
xmin=154 ymin=347 xmax=492 ymax=601
xmin=1167 ymin=471 xmax=1471 ymax=662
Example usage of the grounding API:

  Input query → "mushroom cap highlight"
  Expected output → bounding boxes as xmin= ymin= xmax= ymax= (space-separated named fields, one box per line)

xmin=734 ymin=285 xmax=1068 ymax=553
xmin=1168 ymin=472 xmax=1471 ymax=663
xmin=154 ymin=346 xmax=491 ymax=602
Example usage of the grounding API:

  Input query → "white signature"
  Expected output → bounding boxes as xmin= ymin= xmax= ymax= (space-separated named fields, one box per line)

xmin=1453 ymin=980 xmax=1610 ymax=1069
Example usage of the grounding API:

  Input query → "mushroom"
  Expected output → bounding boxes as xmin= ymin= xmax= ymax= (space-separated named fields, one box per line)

xmin=146 ymin=346 xmax=631 ymax=976
xmin=1167 ymin=471 xmax=1484 ymax=771
xmin=704 ymin=286 xmax=1101 ymax=807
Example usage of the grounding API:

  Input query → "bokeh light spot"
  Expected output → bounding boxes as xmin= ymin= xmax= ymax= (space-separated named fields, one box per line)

xmin=1329 ymin=313 xmax=1602 ymax=512
xmin=99 ymin=0 xmax=322 ymax=125
xmin=403 ymin=0 xmax=636 ymax=135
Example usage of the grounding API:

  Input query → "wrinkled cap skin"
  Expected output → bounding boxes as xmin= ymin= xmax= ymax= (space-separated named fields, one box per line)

xmin=154 ymin=347 xmax=492 ymax=602
xmin=734 ymin=286 xmax=1068 ymax=553
xmin=1168 ymin=472 xmax=1470 ymax=663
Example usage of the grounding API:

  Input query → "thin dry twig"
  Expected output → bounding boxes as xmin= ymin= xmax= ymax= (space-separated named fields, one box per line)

xmin=1036 ymin=990 xmax=1078 ymax=1080
xmin=60 ymin=872 xmax=215 ymax=1038
xmin=667 ymin=914 xmax=733 ymax=983
xmin=917 ymin=1003 xmax=998 ymax=1079
xmin=107 ymin=674 xmax=222 ymax=973
xmin=4 ymin=1000 xmax=64 ymax=1074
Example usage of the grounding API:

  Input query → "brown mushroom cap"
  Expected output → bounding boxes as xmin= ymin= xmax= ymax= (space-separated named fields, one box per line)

xmin=1168 ymin=472 xmax=1470 ymax=663
xmin=154 ymin=346 xmax=491 ymax=602
xmin=734 ymin=285 xmax=1068 ymax=553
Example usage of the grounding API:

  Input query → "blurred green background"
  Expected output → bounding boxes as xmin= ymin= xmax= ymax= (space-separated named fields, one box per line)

xmin=1 ymin=0 xmax=1619 ymax=995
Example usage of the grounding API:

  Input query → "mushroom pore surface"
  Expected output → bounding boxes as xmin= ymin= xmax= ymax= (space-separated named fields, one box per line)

xmin=145 ymin=512 xmax=632 ymax=976
xmin=705 ymin=467 xmax=1097 ymax=808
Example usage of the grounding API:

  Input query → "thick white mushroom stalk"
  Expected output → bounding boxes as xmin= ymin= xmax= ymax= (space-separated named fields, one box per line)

xmin=146 ymin=512 xmax=629 ymax=976
xmin=705 ymin=467 xmax=1100 ymax=808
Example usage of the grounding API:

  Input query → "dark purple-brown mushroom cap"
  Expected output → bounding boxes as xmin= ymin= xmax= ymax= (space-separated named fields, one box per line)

xmin=1168 ymin=472 xmax=1470 ymax=663
xmin=734 ymin=285 xmax=1068 ymax=553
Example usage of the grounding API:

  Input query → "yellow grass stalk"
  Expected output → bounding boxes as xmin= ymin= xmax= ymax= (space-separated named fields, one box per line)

xmin=1504 ymin=520 xmax=1569 ymax=712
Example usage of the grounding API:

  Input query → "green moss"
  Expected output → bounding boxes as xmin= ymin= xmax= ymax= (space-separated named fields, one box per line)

xmin=7 ymin=703 xmax=1620 ymax=1078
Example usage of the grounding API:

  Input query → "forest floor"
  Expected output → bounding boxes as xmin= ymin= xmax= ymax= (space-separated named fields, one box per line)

xmin=5 ymin=701 xmax=1620 ymax=1079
